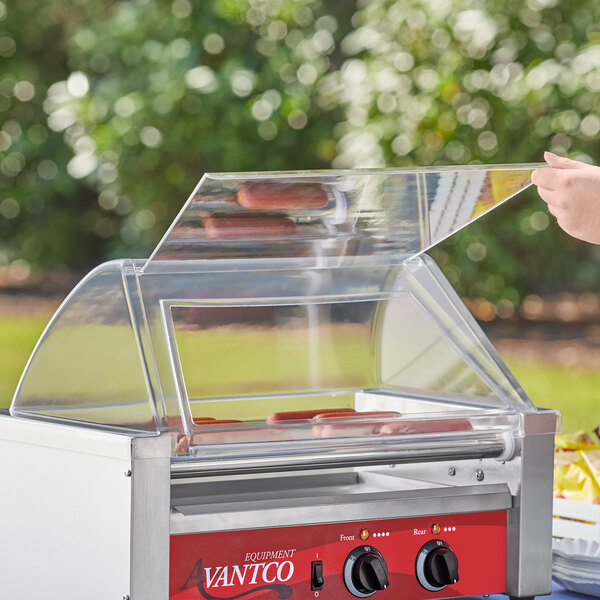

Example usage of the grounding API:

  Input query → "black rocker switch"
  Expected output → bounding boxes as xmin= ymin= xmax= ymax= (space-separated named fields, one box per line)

xmin=311 ymin=561 xmax=324 ymax=590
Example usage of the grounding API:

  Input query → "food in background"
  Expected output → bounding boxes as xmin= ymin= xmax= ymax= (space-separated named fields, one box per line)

xmin=554 ymin=430 xmax=600 ymax=504
xmin=555 ymin=431 xmax=597 ymax=451
xmin=583 ymin=450 xmax=600 ymax=497
xmin=555 ymin=450 xmax=600 ymax=504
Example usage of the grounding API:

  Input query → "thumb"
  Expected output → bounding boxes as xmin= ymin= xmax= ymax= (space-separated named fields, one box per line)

xmin=544 ymin=151 xmax=586 ymax=169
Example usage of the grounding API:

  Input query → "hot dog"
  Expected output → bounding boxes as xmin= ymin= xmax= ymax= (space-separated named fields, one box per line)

xmin=266 ymin=408 xmax=355 ymax=423
xmin=312 ymin=411 xmax=401 ymax=438
xmin=237 ymin=182 xmax=329 ymax=210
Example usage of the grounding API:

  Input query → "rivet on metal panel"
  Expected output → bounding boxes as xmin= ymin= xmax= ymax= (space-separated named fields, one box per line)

xmin=448 ymin=467 xmax=456 ymax=476
xmin=123 ymin=595 xmax=130 ymax=600
xmin=124 ymin=470 xmax=132 ymax=477
xmin=475 ymin=469 xmax=485 ymax=481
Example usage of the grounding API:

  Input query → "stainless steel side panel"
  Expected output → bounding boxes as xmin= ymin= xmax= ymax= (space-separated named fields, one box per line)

xmin=170 ymin=483 xmax=511 ymax=534
xmin=131 ymin=435 xmax=172 ymax=600
xmin=506 ymin=426 xmax=556 ymax=598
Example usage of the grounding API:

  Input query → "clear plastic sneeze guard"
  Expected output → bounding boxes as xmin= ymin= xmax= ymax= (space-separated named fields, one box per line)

xmin=11 ymin=165 xmax=558 ymax=466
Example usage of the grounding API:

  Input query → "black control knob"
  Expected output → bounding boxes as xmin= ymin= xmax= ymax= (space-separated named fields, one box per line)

xmin=424 ymin=546 xmax=459 ymax=587
xmin=353 ymin=552 xmax=389 ymax=594
xmin=344 ymin=546 xmax=389 ymax=598
xmin=415 ymin=540 xmax=459 ymax=592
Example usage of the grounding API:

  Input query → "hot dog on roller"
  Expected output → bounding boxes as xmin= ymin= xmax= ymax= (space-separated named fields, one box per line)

xmin=312 ymin=411 xmax=401 ymax=438
xmin=266 ymin=408 xmax=355 ymax=423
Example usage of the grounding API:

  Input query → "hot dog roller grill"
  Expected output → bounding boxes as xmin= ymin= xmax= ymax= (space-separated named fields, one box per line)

xmin=1 ymin=166 xmax=558 ymax=600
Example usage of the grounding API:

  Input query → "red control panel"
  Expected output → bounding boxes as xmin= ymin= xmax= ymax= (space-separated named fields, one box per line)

xmin=170 ymin=510 xmax=506 ymax=599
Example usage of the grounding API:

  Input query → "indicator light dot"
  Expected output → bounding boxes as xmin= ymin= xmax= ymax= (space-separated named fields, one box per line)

xmin=386 ymin=532 xmax=390 ymax=536
xmin=444 ymin=527 xmax=448 ymax=532
xmin=452 ymin=527 xmax=456 ymax=531
xmin=359 ymin=528 xmax=370 ymax=540
xmin=431 ymin=523 xmax=441 ymax=535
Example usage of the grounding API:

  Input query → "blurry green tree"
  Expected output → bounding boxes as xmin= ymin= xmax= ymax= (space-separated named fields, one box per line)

xmin=1 ymin=0 xmax=352 ymax=268
xmin=2 ymin=0 xmax=600 ymax=304
xmin=0 ymin=1 xmax=107 ymax=271
xmin=317 ymin=0 xmax=600 ymax=309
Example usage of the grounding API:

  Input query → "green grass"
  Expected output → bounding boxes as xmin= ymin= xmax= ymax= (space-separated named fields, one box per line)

xmin=176 ymin=324 xmax=368 ymax=419
xmin=506 ymin=359 xmax=599 ymax=435
xmin=0 ymin=316 xmax=50 ymax=407
xmin=0 ymin=314 xmax=597 ymax=436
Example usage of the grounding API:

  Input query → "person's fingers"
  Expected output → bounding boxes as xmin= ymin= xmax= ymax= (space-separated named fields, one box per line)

xmin=555 ymin=213 xmax=576 ymax=236
xmin=536 ymin=187 xmax=567 ymax=209
xmin=544 ymin=151 xmax=587 ymax=170
xmin=547 ymin=202 xmax=562 ymax=218
xmin=531 ymin=167 xmax=559 ymax=190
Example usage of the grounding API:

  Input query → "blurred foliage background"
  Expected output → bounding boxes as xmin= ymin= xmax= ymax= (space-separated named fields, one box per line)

xmin=3 ymin=0 xmax=600 ymax=301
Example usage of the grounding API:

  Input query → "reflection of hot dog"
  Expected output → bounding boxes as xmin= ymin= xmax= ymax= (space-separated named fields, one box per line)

xmin=267 ymin=408 xmax=355 ymax=423
xmin=166 ymin=415 xmax=184 ymax=429
xmin=169 ymin=417 xmax=216 ymax=446
xmin=379 ymin=418 xmax=473 ymax=436
xmin=313 ymin=411 xmax=401 ymax=438
xmin=177 ymin=422 xmax=292 ymax=453
xmin=314 ymin=411 xmax=400 ymax=423
xmin=177 ymin=420 xmax=241 ymax=453
xmin=204 ymin=216 xmax=296 ymax=239
xmin=237 ymin=182 xmax=328 ymax=210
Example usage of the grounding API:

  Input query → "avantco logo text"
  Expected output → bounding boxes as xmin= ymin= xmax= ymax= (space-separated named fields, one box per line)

xmin=181 ymin=552 xmax=297 ymax=599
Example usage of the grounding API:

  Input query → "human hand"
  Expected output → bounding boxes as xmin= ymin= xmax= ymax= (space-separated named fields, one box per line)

xmin=531 ymin=151 xmax=600 ymax=244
